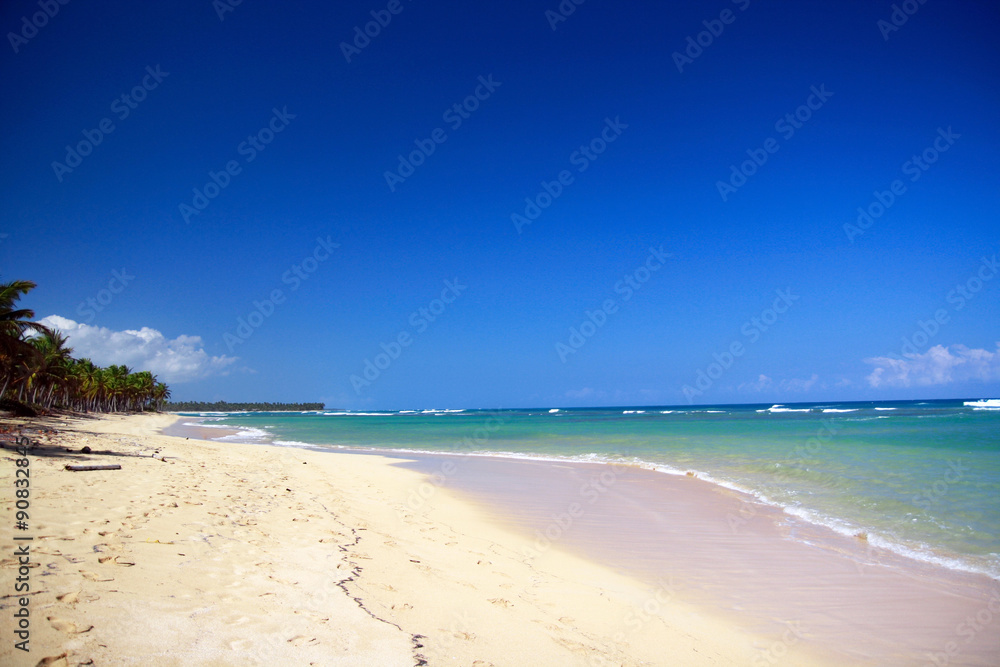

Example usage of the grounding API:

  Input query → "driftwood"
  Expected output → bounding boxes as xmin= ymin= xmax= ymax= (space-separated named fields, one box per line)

xmin=65 ymin=464 xmax=122 ymax=472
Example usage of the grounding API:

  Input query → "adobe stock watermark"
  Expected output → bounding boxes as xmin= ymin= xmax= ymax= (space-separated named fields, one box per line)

xmin=672 ymin=0 xmax=751 ymax=73
xmin=752 ymin=622 xmax=808 ymax=667
xmin=878 ymin=0 xmax=929 ymax=41
xmin=588 ymin=578 xmax=680 ymax=666
xmin=855 ymin=458 xmax=970 ymax=576
xmin=7 ymin=0 xmax=71 ymax=54
xmin=843 ymin=126 xmax=959 ymax=242
xmin=76 ymin=269 xmax=135 ymax=323
xmin=878 ymin=251 xmax=996 ymax=363
xmin=728 ymin=419 xmax=840 ymax=534
xmin=384 ymin=75 xmax=502 ymax=192
xmin=51 ymin=65 xmax=169 ymax=182
xmin=681 ymin=288 xmax=799 ymax=403
xmin=511 ymin=116 xmax=628 ymax=234
xmin=716 ymin=84 xmax=833 ymax=201
xmin=213 ymin=0 xmax=245 ymax=21
xmin=340 ymin=0 xmax=414 ymax=63
xmin=545 ymin=0 xmax=587 ymax=31
xmin=925 ymin=588 xmax=1000 ymax=667
xmin=398 ymin=411 xmax=507 ymax=520
xmin=556 ymin=245 xmax=671 ymax=362
xmin=178 ymin=106 xmax=296 ymax=224
xmin=521 ymin=460 xmax=634 ymax=560
xmin=349 ymin=278 xmax=466 ymax=394
xmin=223 ymin=236 xmax=339 ymax=352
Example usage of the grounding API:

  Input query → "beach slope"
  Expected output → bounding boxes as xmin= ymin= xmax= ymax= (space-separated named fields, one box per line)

xmin=1 ymin=413 xmax=832 ymax=666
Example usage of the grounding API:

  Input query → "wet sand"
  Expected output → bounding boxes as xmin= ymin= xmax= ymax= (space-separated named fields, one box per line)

xmin=398 ymin=454 xmax=1000 ymax=665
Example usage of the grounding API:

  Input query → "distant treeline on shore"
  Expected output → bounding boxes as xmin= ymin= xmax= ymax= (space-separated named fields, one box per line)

xmin=165 ymin=401 xmax=325 ymax=412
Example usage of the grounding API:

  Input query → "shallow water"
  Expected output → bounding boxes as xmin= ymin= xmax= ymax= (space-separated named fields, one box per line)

xmin=183 ymin=397 xmax=1000 ymax=580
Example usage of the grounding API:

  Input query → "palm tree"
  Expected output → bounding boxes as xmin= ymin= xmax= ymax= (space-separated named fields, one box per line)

xmin=153 ymin=382 xmax=171 ymax=411
xmin=0 ymin=280 xmax=50 ymax=400
xmin=104 ymin=365 xmax=124 ymax=412
xmin=126 ymin=370 xmax=155 ymax=411
xmin=27 ymin=329 xmax=74 ymax=408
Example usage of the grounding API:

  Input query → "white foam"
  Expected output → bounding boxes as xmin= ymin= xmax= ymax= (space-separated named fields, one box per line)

xmin=874 ymin=407 xmax=896 ymax=411
xmin=622 ymin=410 xmax=646 ymax=414
xmin=548 ymin=409 xmax=560 ymax=413
xmin=965 ymin=399 xmax=1000 ymax=410
xmin=183 ymin=421 xmax=218 ymax=428
xmin=822 ymin=408 xmax=858 ymax=413
xmin=758 ymin=405 xmax=810 ymax=413
xmin=210 ymin=426 xmax=271 ymax=442
xmin=271 ymin=439 xmax=327 ymax=451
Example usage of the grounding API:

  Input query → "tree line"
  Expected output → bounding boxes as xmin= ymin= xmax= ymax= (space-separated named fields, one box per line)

xmin=1 ymin=280 xmax=170 ymax=413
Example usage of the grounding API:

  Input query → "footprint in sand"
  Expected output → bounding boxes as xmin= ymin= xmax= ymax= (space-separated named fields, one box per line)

xmin=56 ymin=591 xmax=80 ymax=604
xmin=294 ymin=611 xmax=330 ymax=623
xmin=80 ymin=570 xmax=114 ymax=582
xmin=287 ymin=635 xmax=319 ymax=646
xmin=488 ymin=598 xmax=512 ymax=608
xmin=47 ymin=617 xmax=94 ymax=634
xmin=35 ymin=653 xmax=69 ymax=667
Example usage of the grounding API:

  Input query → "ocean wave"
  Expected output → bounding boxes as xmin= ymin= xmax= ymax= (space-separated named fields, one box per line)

xmin=322 ymin=412 xmax=395 ymax=416
xmin=188 ymin=411 xmax=247 ymax=417
xmin=757 ymin=405 xmax=810 ymax=413
xmin=183 ymin=421 xmax=223 ymax=428
xmin=271 ymin=439 xmax=328 ymax=451
xmin=874 ymin=407 xmax=896 ymax=411
xmin=779 ymin=505 xmax=999 ymax=581
xmin=622 ymin=410 xmax=646 ymax=414
xmin=209 ymin=426 xmax=272 ymax=442
xmin=821 ymin=408 xmax=858 ymax=413
xmin=548 ymin=409 xmax=560 ymax=413
xmin=965 ymin=399 xmax=1000 ymax=410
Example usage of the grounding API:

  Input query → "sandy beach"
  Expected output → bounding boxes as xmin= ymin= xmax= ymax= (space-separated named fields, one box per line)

xmin=4 ymin=413 xmax=998 ymax=666
xmin=1 ymin=412 xmax=842 ymax=666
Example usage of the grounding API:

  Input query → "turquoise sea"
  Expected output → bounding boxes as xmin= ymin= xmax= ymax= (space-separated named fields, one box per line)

xmin=181 ymin=398 xmax=1000 ymax=580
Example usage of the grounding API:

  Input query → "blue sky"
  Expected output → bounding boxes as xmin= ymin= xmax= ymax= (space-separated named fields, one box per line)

xmin=2 ymin=0 xmax=998 ymax=408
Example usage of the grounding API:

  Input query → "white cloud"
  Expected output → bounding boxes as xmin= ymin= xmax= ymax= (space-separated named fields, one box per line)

xmin=865 ymin=343 xmax=1000 ymax=388
xmin=780 ymin=373 xmax=819 ymax=392
xmin=39 ymin=315 xmax=237 ymax=383
xmin=738 ymin=374 xmax=773 ymax=393
xmin=738 ymin=373 xmax=820 ymax=393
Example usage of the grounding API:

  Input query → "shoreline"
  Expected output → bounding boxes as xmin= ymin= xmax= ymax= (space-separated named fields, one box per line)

xmin=169 ymin=414 xmax=1000 ymax=584
xmin=1 ymin=412 xmax=843 ymax=666
xmin=164 ymin=415 xmax=1000 ymax=664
